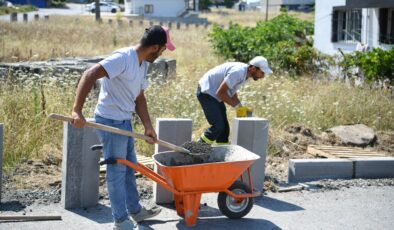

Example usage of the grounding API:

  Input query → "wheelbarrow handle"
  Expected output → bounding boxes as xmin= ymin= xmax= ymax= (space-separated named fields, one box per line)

xmin=49 ymin=113 xmax=191 ymax=154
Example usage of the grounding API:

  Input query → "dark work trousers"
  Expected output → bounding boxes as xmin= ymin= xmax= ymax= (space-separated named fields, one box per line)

xmin=197 ymin=86 xmax=230 ymax=143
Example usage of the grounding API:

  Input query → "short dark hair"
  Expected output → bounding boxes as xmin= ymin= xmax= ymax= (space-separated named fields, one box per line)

xmin=140 ymin=25 xmax=167 ymax=48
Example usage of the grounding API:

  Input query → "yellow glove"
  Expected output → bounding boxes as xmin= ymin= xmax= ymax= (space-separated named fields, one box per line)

xmin=236 ymin=106 xmax=248 ymax=117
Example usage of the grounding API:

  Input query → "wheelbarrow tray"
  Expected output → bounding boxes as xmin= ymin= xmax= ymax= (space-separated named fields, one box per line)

xmin=153 ymin=145 xmax=260 ymax=193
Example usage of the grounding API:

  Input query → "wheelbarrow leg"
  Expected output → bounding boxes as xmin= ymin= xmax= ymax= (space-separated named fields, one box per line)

xmin=181 ymin=193 xmax=202 ymax=227
xmin=174 ymin=194 xmax=184 ymax=217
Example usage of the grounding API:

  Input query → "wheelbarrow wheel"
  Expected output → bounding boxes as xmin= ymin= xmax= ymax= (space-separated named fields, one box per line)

xmin=217 ymin=181 xmax=253 ymax=219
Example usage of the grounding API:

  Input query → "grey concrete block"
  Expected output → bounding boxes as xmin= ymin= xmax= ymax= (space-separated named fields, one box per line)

xmin=353 ymin=157 xmax=394 ymax=179
xmin=61 ymin=119 xmax=100 ymax=209
xmin=10 ymin=12 xmax=17 ymax=22
xmin=288 ymin=159 xmax=353 ymax=183
xmin=231 ymin=118 xmax=269 ymax=192
xmin=153 ymin=118 xmax=192 ymax=204
xmin=0 ymin=124 xmax=3 ymax=203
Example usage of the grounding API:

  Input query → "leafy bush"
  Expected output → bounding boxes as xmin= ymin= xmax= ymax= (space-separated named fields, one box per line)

xmin=50 ymin=0 xmax=67 ymax=8
xmin=209 ymin=13 xmax=329 ymax=76
xmin=199 ymin=0 xmax=212 ymax=10
xmin=339 ymin=47 xmax=394 ymax=84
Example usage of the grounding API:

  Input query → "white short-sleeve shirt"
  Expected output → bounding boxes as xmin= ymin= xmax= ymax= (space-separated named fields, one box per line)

xmin=94 ymin=47 xmax=149 ymax=121
xmin=198 ymin=62 xmax=248 ymax=102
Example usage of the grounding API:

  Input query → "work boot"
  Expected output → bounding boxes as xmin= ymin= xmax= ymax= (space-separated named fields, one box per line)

xmin=198 ymin=134 xmax=214 ymax=145
xmin=113 ymin=217 xmax=134 ymax=230
xmin=215 ymin=142 xmax=230 ymax=145
xmin=130 ymin=206 xmax=161 ymax=223
xmin=197 ymin=138 xmax=206 ymax=143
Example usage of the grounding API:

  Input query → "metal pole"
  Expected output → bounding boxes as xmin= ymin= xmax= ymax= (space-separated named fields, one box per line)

xmin=265 ymin=0 xmax=269 ymax=21
xmin=95 ymin=0 xmax=101 ymax=22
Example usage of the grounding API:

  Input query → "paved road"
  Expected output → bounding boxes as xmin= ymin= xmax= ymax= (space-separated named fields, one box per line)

xmin=1 ymin=186 xmax=393 ymax=230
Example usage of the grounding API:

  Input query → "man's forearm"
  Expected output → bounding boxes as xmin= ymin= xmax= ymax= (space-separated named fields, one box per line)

xmin=135 ymin=93 xmax=153 ymax=129
xmin=73 ymin=75 xmax=93 ymax=113
xmin=218 ymin=93 xmax=240 ymax=107
xmin=216 ymin=81 xmax=240 ymax=107
xmin=230 ymin=93 xmax=241 ymax=107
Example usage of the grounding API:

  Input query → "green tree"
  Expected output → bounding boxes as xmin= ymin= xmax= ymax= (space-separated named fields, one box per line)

xmin=209 ymin=13 xmax=327 ymax=76
xmin=223 ymin=0 xmax=235 ymax=8
xmin=199 ymin=0 xmax=212 ymax=10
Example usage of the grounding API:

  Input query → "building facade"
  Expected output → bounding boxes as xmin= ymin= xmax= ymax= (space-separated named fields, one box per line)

xmin=314 ymin=0 xmax=394 ymax=55
xmin=124 ymin=0 xmax=199 ymax=17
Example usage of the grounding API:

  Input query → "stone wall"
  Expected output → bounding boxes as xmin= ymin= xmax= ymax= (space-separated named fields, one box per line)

xmin=0 ymin=56 xmax=177 ymax=86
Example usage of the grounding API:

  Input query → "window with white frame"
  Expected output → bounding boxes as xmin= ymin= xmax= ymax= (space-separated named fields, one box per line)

xmin=144 ymin=4 xmax=153 ymax=14
xmin=379 ymin=8 xmax=394 ymax=44
xmin=332 ymin=9 xmax=362 ymax=43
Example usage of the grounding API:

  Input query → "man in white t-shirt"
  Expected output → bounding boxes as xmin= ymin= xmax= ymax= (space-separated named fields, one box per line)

xmin=70 ymin=25 xmax=175 ymax=230
xmin=197 ymin=56 xmax=272 ymax=144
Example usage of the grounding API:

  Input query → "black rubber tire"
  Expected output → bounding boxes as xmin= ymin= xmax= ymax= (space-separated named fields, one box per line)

xmin=111 ymin=9 xmax=117 ymax=13
xmin=217 ymin=181 xmax=253 ymax=219
xmin=91 ymin=9 xmax=95 ymax=13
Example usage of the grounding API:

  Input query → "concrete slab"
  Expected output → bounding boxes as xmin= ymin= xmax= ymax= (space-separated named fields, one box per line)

xmin=288 ymin=159 xmax=353 ymax=183
xmin=61 ymin=119 xmax=100 ymax=209
xmin=231 ymin=118 xmax=269 ymax=191
xmin=353 ymin=157 xmax=394 ymax=179
xmin=153 ymin=118 xmax=192 ymax=204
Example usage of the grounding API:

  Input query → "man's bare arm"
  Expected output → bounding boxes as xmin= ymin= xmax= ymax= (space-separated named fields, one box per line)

xmin=216 ymin=81 xmax=241 ymax=107
xmin=71 ymin=64 xmax=108 ymax=128
xmin=135 ymin=90 xmax=156 ymax=144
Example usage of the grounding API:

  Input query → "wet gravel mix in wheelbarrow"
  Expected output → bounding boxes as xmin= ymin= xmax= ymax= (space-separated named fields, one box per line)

xmin=159 ymin=144 xmax=250 ymax=166
xmin=181 ymin=141 xmax=213 ymax=155
xmin=180 ymin=141 xmax=214 ymax=165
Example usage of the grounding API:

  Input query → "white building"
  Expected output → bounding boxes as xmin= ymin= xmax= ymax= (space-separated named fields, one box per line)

xmin=314 ymin=0 xmax=394 ymax=55
xmin=124 ymin=0 xmax=199 ymax=17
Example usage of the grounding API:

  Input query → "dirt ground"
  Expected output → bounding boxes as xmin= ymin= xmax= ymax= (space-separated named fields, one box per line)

xmin=1 ymin=125 xmax=393 ymax=211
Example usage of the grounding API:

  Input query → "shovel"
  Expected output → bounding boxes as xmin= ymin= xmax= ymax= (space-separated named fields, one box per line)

xmin=49 ymin=113 xmax=191 ymax=155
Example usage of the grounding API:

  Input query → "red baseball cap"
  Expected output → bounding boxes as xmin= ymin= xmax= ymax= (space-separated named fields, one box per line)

xmin=161 ymin=26 xmax=176 ymax=51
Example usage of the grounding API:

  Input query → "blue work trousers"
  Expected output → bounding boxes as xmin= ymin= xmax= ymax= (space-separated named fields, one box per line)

xmin=197 ymin=86 xmax=230 ymax=143
xmin=94 ymin=115 xmax=141 ymax=223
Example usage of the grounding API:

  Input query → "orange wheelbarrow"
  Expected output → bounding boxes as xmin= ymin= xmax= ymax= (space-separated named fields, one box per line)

xmin=102 ymin=145 xmax=261 ymax=227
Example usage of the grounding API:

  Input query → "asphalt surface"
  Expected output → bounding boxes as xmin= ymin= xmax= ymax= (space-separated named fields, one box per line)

xmin=1 ymin=186 xmax=393 ymax=230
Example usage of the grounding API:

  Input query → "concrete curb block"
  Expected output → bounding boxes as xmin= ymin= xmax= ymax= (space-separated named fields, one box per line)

xmin=288 ymin=159 xmax=353 ymax=183
xmin=153 ymin=118 xmax=192 ymax=204
xmin=353 ymin=157 xmax=394 ymax=179
xmin=288 ymin=157 xmax=394 ymax=183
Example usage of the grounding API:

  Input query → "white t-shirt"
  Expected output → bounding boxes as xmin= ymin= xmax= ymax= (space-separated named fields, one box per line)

xmin=198 ymin=62 xmax=248 ymax=102
xmin=94 ymin=47 xmax=149 ymax=121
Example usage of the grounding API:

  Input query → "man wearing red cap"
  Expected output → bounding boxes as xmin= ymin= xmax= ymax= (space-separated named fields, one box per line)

xmin=70 ymin=25 xmax=175 ymax=229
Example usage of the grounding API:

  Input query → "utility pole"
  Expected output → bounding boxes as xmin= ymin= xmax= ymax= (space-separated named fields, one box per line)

xmin=265 ymin=0 xmax=269 ymax=21
xmin=95 ymin=0 xmax=101 ymax=22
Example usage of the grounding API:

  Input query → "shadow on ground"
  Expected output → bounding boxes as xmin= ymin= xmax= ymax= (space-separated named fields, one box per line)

xmin=68 ymin=203 xmax=113 ymax=224
xmin=254 ymin=196 xmax=304 ymax=212
xmin=176 ymin=217 xmax=281 ymax=230
xmin=160 ymin=203 xmax=222 ymax=217
xmin=0 ymin=201 xmax=26 ymax=212
xmin=140 ymin=217 xmax=281 ymax=230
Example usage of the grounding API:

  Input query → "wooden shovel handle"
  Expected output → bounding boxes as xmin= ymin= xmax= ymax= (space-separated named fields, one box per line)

xmin=49 ymin=113 xmax=191 ymax=154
